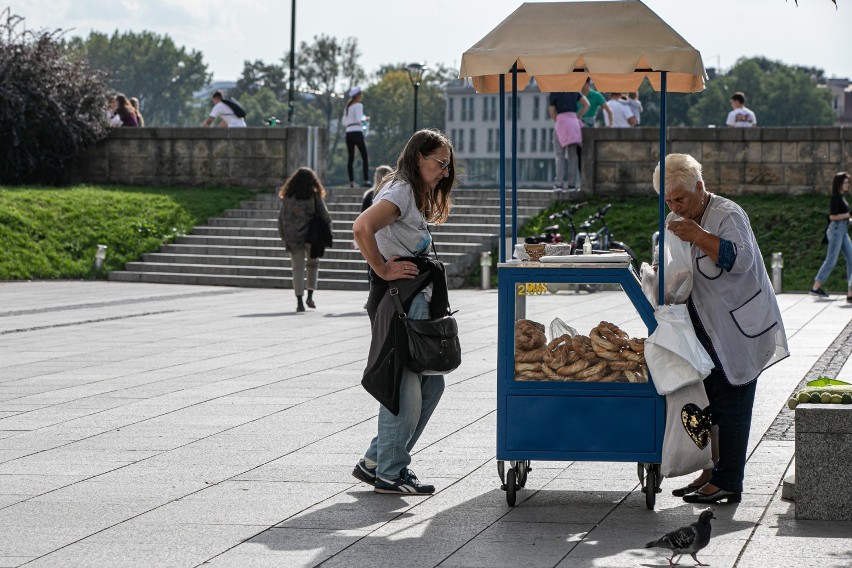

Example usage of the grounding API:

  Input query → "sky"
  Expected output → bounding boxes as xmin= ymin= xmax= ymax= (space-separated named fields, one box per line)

xmin=9 ymin=0 xmax=852 ymax=85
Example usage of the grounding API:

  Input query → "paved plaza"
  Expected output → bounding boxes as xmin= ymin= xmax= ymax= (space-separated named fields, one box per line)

xmin=1 ymin=281 xmax=851 ymax=567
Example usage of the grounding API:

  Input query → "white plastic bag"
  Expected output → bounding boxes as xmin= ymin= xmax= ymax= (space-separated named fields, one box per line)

xmin=662 ymin=228 xmax=693 ymax=305
xmin=549 ymin=317 xmax=577 ymax=341
xmin=661 ymin=381 xmax=714 ymax=478
xmin=640 ymin=262 xmax=658 ymax=309
xmin=645 ymin=304 xmax=713 ymax=396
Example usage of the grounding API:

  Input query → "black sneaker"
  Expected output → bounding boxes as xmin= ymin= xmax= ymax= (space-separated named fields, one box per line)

xmin=809 ymin=287 xmax=830 ymax=298
xmin=351 ymin=459 xmax=376 ymax=486
xmin=374 ymin=468 xmax=435 ymax=495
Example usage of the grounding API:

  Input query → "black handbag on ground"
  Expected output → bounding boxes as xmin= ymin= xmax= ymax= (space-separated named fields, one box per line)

xmin=305 ymin=195 xmax=333 ymax=258
xmin=388 ymin=234 xmax=461 ymax=376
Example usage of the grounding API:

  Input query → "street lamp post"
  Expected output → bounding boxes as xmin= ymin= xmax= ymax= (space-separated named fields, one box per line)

xmin=405 ymin=63 xmax=427 ymax=133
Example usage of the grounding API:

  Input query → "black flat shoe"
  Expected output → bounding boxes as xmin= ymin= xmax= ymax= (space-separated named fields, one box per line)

xmin=671 ymin=483 xmax=704 ymax=497
xmin=683 ymin=488 xmax=741 ymax=504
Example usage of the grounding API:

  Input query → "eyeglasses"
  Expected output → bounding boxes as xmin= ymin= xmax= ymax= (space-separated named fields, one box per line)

xmin=425 ymin=155 xmax=452 ymax=171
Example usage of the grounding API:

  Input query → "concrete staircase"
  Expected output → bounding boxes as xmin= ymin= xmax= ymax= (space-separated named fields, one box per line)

xmin=108 ymin=187 xmax=558 ymax=290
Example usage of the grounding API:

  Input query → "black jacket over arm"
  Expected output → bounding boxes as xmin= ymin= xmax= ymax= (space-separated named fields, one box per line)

xmin=360 ymin=257 xmax=451 ymax=415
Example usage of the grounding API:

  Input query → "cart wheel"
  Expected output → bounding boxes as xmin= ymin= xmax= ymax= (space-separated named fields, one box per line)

xmin=517 ymin=460 xmax=530 ymax=488
xmin=506 ymin=469 xmax=517 ymax=506
xmin=645 ymin=466 xmax=658 ymax=510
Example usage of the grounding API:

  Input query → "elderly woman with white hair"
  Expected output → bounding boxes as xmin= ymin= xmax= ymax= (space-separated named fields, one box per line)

xmin=653 ymin=153 xmax=789 ymax=505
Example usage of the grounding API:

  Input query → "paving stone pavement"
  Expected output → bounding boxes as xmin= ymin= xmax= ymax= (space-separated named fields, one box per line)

xmin=1 ymin=281 xmax=851 ymax=568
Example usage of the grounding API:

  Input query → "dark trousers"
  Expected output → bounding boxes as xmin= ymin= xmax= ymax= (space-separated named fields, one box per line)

xmin=704 ymin=368 xmax=757 ymax=493
xmin=346 ymin=131 xmax=369 ymax=183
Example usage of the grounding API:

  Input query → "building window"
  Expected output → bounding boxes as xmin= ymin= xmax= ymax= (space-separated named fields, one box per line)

xmin=533 ymin=96 xmax=540 ymax=120
xmin=531 ymin=128 xmax=538 ymax=152
xmin=458 ymin=128 xmax=465 ymax=152
xmin=449 ymin=98 xmax=455 ymax=122
xmin=490 ymin=96 xmax=497 ymax=121
xmin=469 ymin=97 xmax=476 ymax=122
xmin=482 ymin=97 xmax=489 ymax=121
xmin=461 ymin=98 xmax=467 ymax=121
xmin=487 ymin=128 xmax=493 ymax=153
xmin=519 ymin=128 xmax=526 ymax=153
xmin=451 ymin=129 xmax=457 ymax=144
xmin=469 ymin=128 xmax=476 ymax=153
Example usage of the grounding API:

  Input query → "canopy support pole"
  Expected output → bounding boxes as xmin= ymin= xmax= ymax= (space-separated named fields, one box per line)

xmin=499 ymin=75 xmax=506 ymax=262
xmin=511 ymin=64 xmax=518 ymax=251
xmin=658 ymin=71 xmax=667 ymax=308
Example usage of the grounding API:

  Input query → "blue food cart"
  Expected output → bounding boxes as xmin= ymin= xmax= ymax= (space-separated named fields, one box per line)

xmin=457 ymin=1 xmax=708 ymax=508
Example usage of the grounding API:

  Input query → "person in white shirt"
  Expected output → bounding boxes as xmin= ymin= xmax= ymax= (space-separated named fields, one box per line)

xmin=625 ymin=92 xmax=642 ymax=125
xmin=202 ymin=90 xmax=246 ymax=128
xmin=603 ymin=92 xmax=637 ymax=128
xmin=343 ymin=86 xmax=371 ymax=188
xmin=725 ymin=92 xmax=756 ymax=127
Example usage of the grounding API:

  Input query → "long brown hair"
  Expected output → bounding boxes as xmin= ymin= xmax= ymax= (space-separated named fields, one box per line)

xmin=831 ymin=171 xmax=850 ymax=195
xmin=278 ymin=167 xmax=327 ymax=200
xmin=382 ymin=129 xmax=455 ymax=224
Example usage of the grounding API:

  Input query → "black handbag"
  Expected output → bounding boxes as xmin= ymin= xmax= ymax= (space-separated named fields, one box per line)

xmin=389 ymin=286 xmax=461 ymax=375
xmin=305 ymin=195 xmax=333 ymax=258
xmin=388 ymin=232 xmax=461 ymax=375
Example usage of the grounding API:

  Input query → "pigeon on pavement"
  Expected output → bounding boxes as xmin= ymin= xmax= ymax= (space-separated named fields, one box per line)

xmin=645 ymin=509 xmax=715 ymax=566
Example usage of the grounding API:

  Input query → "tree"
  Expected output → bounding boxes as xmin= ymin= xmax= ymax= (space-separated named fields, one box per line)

xmin=229 ymin=59 xmax=288 ymax=101
xmin=65 ymin=30 xmax=211 ymax=126
xmin=0 ymin=9 xmax=108 ymax=185
xmin=637 ymin=57 xmax=836 ymax=128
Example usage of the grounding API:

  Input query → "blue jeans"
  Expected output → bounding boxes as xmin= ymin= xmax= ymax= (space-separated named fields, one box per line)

xmin=704 ymin=369 xmax=757 ymax=493
xmin=364 ymin=292 xmax=445 ymax=480
xmin=814 ymin=220 xmax=852 ymax=289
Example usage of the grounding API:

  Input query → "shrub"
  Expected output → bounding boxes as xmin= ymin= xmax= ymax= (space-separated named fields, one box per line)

xmin=0 ymin=9 xmax=108 ymax=185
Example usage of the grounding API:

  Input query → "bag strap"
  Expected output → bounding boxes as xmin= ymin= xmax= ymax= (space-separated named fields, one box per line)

xmin=389 ymin=286 xmax=407 ymax=319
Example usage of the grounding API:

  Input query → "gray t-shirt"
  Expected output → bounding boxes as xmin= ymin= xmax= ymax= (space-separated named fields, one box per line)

xmin=374 ymin=180 xmax=432 ymax=259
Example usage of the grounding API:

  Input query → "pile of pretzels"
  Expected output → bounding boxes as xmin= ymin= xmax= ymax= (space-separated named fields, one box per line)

xmin=514 ymin=319 xmax=648 ymax=383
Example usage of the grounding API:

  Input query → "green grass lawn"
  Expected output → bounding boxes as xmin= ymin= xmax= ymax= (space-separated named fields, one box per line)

xmin=0 ymin=185 xmax=256 ymax=280
xmin=519 ymin=193 xmax=848 ymax=293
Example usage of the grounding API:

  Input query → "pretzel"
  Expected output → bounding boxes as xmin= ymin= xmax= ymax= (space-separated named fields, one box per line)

xmin=592 ymin=341 xmax=622 ymax=361
xmin=572 ymin=335 xmax=598 ymax=360
xmin=609 ymin=359 xmax=639 ymax=371
xmin=599 ymin=370 xmax=625 ymax=382
xmin=576 ymin=360 xmax=608 ymax=379
xmin=598 ymin=323 xmax=628 ymax=349
xmin=541 ymin=364 xmax=563 ymax=381
xmin=515 ymin=320 xmax=547 ymax=351
xmin=621 ymin=348 xmax=645 ymax=363
xmin=555 ymin=358 xmax=590 ymax=376
xmin=589 ymin=327 xmax=618 ymax=352
xmin=516 ymin=371 xmax=547 ymax=381
xmin=627 ymin=337 xmax=645 ymax=353
xmin=543 ymin=335 xmax=575 ymax=368
xmin=624 ymin=370 xmax=645 ymax=383
xmin=515 ymin=362 xmax=542 ymax=372
xmin=515 ymin=346 xmax=547 ymax=363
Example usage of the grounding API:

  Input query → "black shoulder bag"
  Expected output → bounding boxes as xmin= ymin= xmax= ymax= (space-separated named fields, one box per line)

xmin=389 ymin=232 xmax=461 ymax=375
xmin=305 ymin=195 xmax=334 ymax=258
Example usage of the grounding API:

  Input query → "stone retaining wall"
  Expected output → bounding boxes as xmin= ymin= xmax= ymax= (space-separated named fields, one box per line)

xmin=582 ymin=127 xmax=852 ymax=195
xmin=71 ymin=126 xmax=326 ymax=190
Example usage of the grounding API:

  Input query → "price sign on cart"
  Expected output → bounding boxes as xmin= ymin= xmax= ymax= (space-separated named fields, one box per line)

xmin=516 ymin=283 xmax=548 ymax=296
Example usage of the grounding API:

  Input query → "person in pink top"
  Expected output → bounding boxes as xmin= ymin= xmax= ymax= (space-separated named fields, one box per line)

xmin=548 ymin=91 xmax=589 ymax=190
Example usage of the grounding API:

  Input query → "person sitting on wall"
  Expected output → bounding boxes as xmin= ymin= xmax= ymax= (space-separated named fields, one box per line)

xmin=202 ymin=90 xmax=247 ymax=128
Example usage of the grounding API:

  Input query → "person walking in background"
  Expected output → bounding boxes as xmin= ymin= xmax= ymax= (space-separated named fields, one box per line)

xmin=362 ymin=165 xmax=393 ymax=213
xmin=625 ymin=92 xmax=642 ymax=125
xmin=110 ymin=94 xmax=139 ymax=127
xmin=202 ymin=90 xmax=247 ymax=128
xmin=603 ymin=92 xmax=636 ymax=128
xmin=351 ymin=128 xmax=456 ymax=495
xmin=579 ymin=78 xmax=612 ymax=128
xmin=549 ymin=90 xmax=589 ymax=190
xmin=810 ymin=171 xmax=852 ymax=302
xmin=130 ymin=97 xmax=145 ymax=127
xmin=652 ymin=153 xmax=788 ymax=505
xmin=277 ymin=167 xmax=332 ymax=313
xmin=343 ymin=86 xmax=371 ymax=189
xmin=725 ymin=92 xmax=756 ymax=127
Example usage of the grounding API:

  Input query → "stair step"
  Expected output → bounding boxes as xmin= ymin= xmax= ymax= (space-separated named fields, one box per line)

xmin=110 ymin=188 xmax=558 ymax=290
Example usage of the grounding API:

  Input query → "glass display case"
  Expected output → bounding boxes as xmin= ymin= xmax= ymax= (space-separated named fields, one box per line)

xmin=496 ymin=257 xmax=664 ymax=507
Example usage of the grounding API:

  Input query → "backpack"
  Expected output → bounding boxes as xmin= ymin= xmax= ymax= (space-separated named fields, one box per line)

xmin=222 ymin=98 xmax=246 ymax=118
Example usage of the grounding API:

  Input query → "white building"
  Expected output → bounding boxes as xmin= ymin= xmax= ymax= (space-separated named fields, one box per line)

xmin=445 ymin=79 xmax=566 ymax=188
